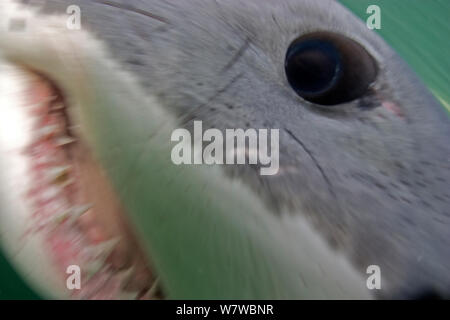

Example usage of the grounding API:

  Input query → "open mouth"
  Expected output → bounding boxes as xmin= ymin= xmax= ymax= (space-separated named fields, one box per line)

xmin=0 ymin=65 xmax=163 ymax=299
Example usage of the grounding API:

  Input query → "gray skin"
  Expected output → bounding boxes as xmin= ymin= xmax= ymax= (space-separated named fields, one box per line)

xmin=21 ymin=0 xmax=450 ymax=298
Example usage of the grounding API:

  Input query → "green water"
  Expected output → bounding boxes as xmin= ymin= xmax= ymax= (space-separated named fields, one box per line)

xmin=340 ymin=0 xmax=450 ymax=114
xmin=1 ymin=1 xmax=449 ymax=299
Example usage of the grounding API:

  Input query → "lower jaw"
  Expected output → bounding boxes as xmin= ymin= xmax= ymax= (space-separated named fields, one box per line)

xmin=0 ymin=64 xmax=163 ymax=299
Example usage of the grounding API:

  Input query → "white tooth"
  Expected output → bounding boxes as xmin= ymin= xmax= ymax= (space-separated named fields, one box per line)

xmin=145 ymin=277 xmax=160 ymax=299
xmin=89 ymin=237 xmax=121 ymax=260
xmin=100 ymin=237 xmax=121 ymax=257
xmin=59 ymin=178 xmax=75 ymax=188
xmin=118 ymin=266 xmax=135 ymax=290
xmin=34 ymin=155 xmax=50 ymax=166
xmin=37 ymin=124 xmax=59 ymax=139
xmin=47 ymin=165 xmax=71 ymax=184
xmin=48 ymin=165 xmax=71 ymax=176
xmin=51 ymin=102 xmax=64 ymax=111
xmin=55 ymin=136 xmax=76 ymax=147
xmin=41 ymin=187 xmax=59 ymax=202
xmin=52 ymin=204 xmax=92 ymax=225
xmin=51 ymin=209 xmax=71 ymax=225
xmin=120 ymin=266 xmax=134 ymax=279
xmin=83 ymin=260 xmax=104 ymax=280
xmin=29 ymin=101 xmax=46 ymax=109
xmin=69 ymin=204 xmax=92 ymax=222
xmin=82 ymin=238 xmax=121 ymax=280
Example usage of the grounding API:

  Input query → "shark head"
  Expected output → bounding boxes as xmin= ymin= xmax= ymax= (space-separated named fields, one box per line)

xmin=0 ymin=0 xmax=449 ymax=299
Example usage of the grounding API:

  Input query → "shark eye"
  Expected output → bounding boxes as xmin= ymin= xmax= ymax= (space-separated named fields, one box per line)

xmin=285 ymin=32 xmax=378 ymax=106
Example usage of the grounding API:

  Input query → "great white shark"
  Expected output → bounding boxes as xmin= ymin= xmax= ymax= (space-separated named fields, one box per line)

xmin=0 ymin=0 xmax=449 ymax=299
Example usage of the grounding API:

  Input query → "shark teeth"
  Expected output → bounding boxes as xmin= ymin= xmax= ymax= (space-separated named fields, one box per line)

xmin=55 ymin=136 xmax=76 ymax=147
xmin=52 ymin=204 xmax=92 ymax=225
xmin=84 ymin=259 xmax=105 ymax=280
xmin=118 ymin=268 xmax=160 ymax=300
xmin=118 ymin=266 xmax=135 ymax=289
xmin=37 ymin=124 xmax=59 ymax=139
xmin=47 ymin=165 xmax=71 ymax=184
xmin=50 ymin=102 xmax=64 ymax=111
xmin=89 ymin=237 xmax=121 ymax=260
xmin=83 ymin=237 xmax=121 ymax=279
xmin=146 ymin=277 xmax=160 ymax=298
xmin=71 ymin=204 xmax=93 ymax=220
xmin=141 ymin=278 xmax=161 ymax=300
xmin=40 ymin=187 xmax=60 ymax=202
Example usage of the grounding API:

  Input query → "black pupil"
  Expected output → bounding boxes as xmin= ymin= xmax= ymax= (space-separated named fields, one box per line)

xmin=285 ymin=32 xmax=378 ymax=106
xmin=285 ymin=40 xmax=340 ymax=96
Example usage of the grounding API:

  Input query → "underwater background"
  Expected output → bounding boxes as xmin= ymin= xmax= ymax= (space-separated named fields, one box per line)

xmin=341 ymin=0 xmax=450 ymax=115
